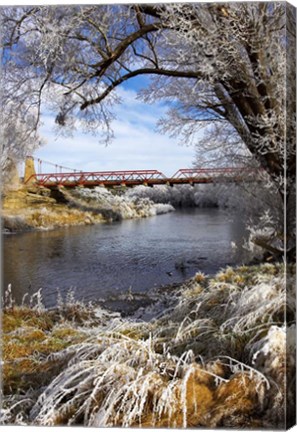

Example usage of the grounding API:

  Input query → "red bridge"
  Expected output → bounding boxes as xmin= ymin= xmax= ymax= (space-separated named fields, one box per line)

xmin=24 ymin=166 xmax=259 ymax=188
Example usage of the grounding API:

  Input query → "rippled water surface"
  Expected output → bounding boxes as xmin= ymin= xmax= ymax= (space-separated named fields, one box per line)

xmin=3 ymin=208 xmax=247 ymax=307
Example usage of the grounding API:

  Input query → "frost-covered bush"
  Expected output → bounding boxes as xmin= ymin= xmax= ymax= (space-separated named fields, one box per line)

xmin=64 ymin=186 xmax=174 ymax=221
xmin=243 ymin=211 xmax=286 ymax=261
xmin=126 ymin=184 xmax=219 ymax=207
xmin=125 ymin=182 xmax=279 ymax=217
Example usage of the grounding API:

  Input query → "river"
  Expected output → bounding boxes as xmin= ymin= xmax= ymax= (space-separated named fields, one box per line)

xmin=3 ymin=208 xmax=247 ymax=308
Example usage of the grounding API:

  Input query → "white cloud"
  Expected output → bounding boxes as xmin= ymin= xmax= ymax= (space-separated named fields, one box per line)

xmin=36 ymin=87 xmax=195 ymax=177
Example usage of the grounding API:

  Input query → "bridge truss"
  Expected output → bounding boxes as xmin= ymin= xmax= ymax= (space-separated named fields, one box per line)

xmin=25 ymin=166 xmax=260 ymax=188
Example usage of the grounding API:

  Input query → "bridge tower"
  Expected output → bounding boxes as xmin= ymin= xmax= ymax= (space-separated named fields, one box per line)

xmin=24 ymin=156 xmax=36 ymax=184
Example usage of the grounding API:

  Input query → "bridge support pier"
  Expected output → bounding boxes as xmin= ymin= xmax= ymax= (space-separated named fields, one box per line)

xmin=24 ymin=156 xmax=37 ymax=184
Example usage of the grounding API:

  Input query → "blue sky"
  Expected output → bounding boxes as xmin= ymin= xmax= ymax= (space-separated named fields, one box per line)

xmin=36 ymin=80 xmax=195 ymax=177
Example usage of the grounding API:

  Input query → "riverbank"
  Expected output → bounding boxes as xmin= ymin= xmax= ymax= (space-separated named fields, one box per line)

xmin=2 ymin=262 xmax=295 ymax=428
xmin=2 ymin=186 xmax=103 ymax=232
xmin=2 ymin=185 xmax=174 ymax=232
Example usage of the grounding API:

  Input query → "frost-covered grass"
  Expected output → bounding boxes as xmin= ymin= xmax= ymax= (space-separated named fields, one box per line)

xmin=2 ymin=263 xmax=295 ymax=428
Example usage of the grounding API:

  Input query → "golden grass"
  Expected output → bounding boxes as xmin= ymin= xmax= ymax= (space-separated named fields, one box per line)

xmin=2 ymin=307 xmax=89 ymax=393
xmin=26 ymin=206 xmax=103 ymax=229
xmin=2 ymin=308 xmax=54 ymax=333
xmin=2 ymin=186 xmax=104 ymax=231
xmin=194 ymin=271 xmax=206 ymax=283
xmin=130 ymin=367 xmax=262 ymax=429
xmin=139 ymin=369 xmax=215 ymax=428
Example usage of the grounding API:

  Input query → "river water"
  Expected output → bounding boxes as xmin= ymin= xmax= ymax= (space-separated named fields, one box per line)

xmin=3 ymin=208 xmax=247 ymax=308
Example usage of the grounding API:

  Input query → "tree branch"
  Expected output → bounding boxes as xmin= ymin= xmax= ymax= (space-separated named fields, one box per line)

xmin=80 ymin=67 xmax=199 ymax=110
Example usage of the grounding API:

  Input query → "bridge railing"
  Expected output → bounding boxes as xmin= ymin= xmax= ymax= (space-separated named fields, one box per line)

xmin=32 ymin=157 xmax=80 ymax=174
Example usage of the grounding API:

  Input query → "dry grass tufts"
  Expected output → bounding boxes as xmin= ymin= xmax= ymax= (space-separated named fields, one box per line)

xmin=1 ymin=291 xmax=104 ymax=397
xmin=28 ymin=339 xmax=268 ymax=428
xmin=3 ymin=308 xmax=54 ymax=333
xmin=194 ymin=271 xmax=206 ymax=283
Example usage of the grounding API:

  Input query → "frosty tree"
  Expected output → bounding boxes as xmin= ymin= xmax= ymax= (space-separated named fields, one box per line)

xmin=0 ymin=101 xmax=44 ymax=180
xmin=1 ymin=3 xmax=295 ymax=251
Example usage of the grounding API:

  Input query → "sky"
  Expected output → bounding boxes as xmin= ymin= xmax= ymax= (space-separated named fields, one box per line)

xmin=35 ymin=81 xmax=196 ymax=178
xmin=0 ymin=0 xmax=196 ymax=177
